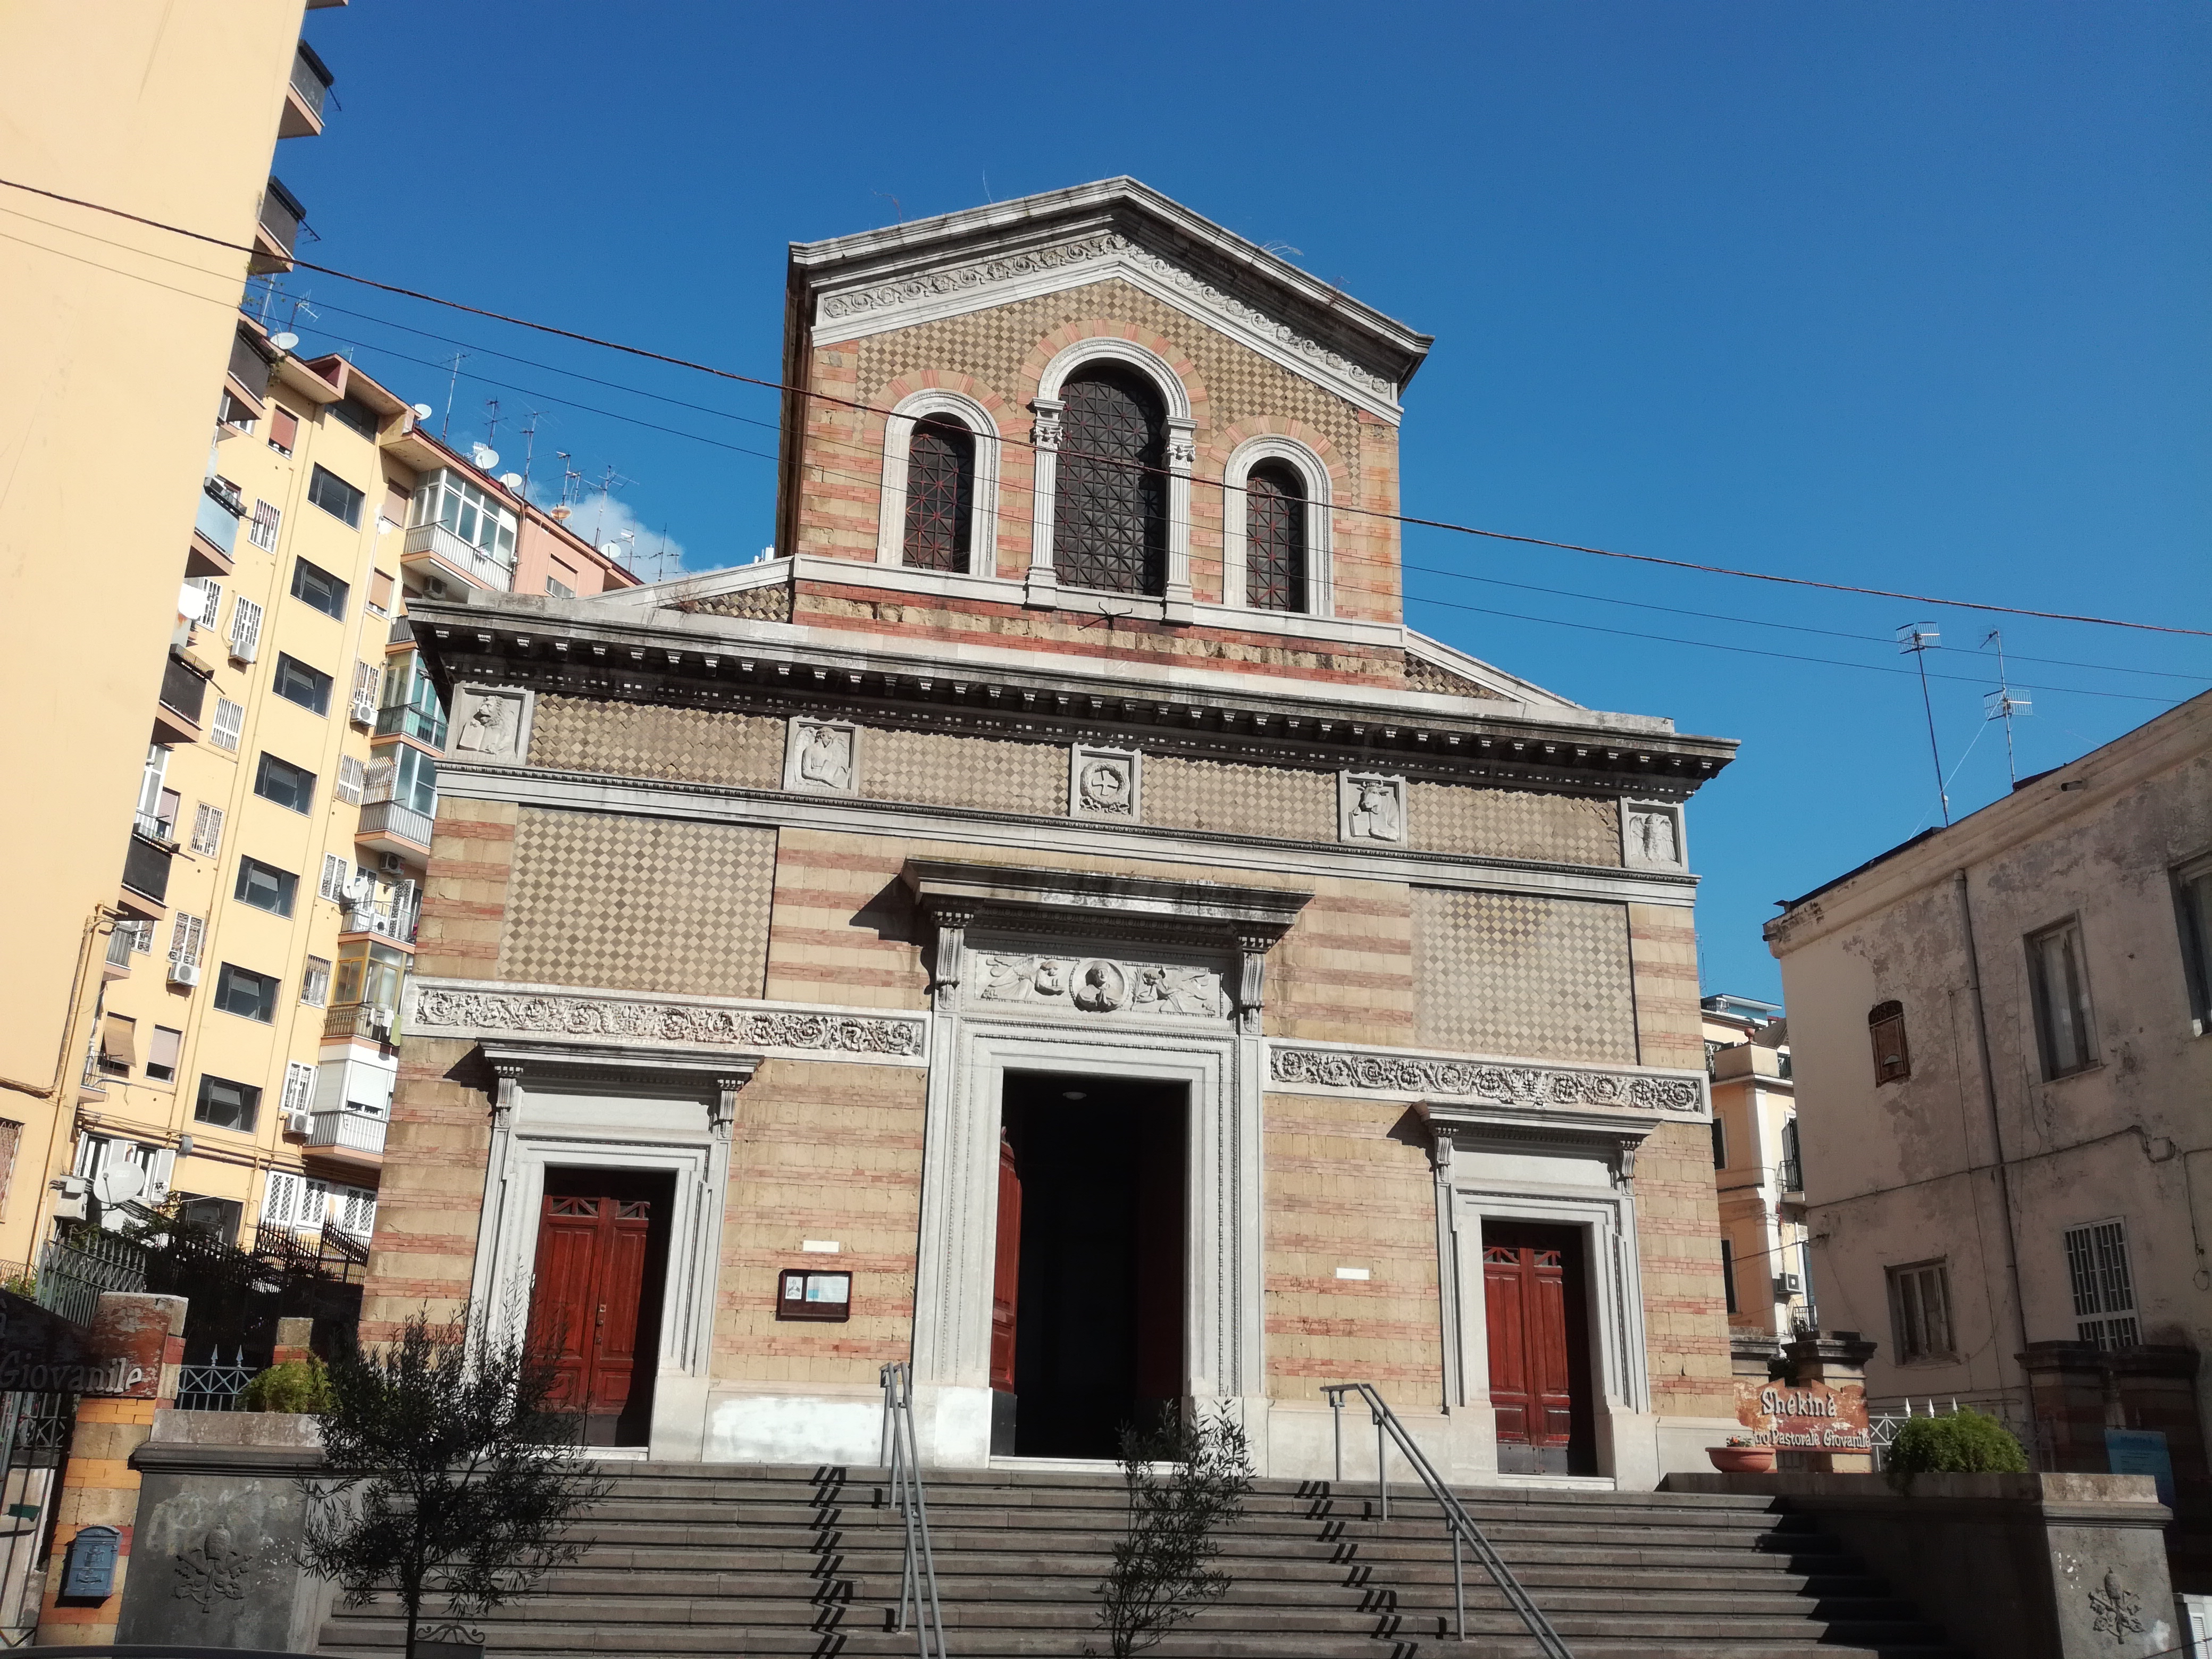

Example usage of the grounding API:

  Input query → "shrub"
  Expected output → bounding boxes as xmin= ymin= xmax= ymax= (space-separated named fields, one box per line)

xmin=1093 ymin=1404 xmax=1255 ymax=1657
xmin=245 ymin=1357 xmax=333 ymax=1414
xmin=1887 ymin=1409 xmax=2029 ymax=1480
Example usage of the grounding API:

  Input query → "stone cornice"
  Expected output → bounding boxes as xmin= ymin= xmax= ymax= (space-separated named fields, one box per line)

xmin=404 ymin=594 xmax=1734 ymax=802
xmin=904 ymin=858 xmax=1311 ymax=945
xmin=406 ymin=978 xmax=928 ymax=1066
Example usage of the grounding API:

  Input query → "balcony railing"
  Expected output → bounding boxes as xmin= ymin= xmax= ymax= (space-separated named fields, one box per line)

xmin=227 ymin=329 xmax=272 ymax=405
xmin=373 ymin=700 xmax=448 ymax=748
xmin=1778 ymin=1158 xmax=1803 ymax=1195
xmin=306 ymin=1109 xmax=387 ymax=1158
xmin=122 ymin=828 xmax=173 ymax=906
xmin=343 ymin=890 xmax=420 ymax=945
xmin=356 ymin=797 xmax=433 ymax=848
xmin=105 ymin=926 xmax=137 ymax=971
xmin=401 ymin=520 xmax=514 ymax=592
xmin=194 ymin=480 xmax=242 ymax=558
xmin=289 ymin=41 xmax=333 ymax=121
xmin=159 ymin=654 xmax=208 ymax=725
xmin=323 ymin=1001 xmax=397 ymax=1043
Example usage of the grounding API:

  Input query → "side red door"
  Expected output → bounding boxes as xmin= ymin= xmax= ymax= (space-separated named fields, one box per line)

xmin=990 ymin=1130 xmax=1021 ymax=1395
xmin=526 ymin=1191 xmax=655 ymax=1438
xmin=1485 ymin=1236 xmax=1576 ymax=1471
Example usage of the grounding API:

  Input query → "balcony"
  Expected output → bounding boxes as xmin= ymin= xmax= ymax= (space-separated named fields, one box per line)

xmin=280 ymin=40 xmax=334 ymax=139
xmin=400 ymin=520 xmax=514 ymax=593
xmin=304 ymin=1108 xmax=386 ymax=1170
xmin=189 ymin=479 xmax=242 ymax=578
xmin=224 ymin=328 xmax=272 ymax=421
xmin=120 ymin=826 xmax=174 ymax=917
xmin=372 ymin=700 xmax=448 ymax=749
xmin=323 ymin=1001 xmax=397 ymax=1045
xmin=153 ymin=652 xmax=209 ymax=746
xmin=250 ymin=177 xmax=305 ymax=275
xmin=103 ymin=924 xmax=137 ymax=981
xmin=1779 ymin=1158 xmax=1804 ymax=1200
xmin=355 ymin=797 xmax=433 ymax=860
xmin=341 ymin=890 xmax=420 ymax=949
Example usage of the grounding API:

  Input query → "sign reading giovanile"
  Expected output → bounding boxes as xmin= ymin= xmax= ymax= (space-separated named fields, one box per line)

xmin=0 ymin=1288 xmax=150 ymax=1396
xmin=1736 ymin=1379 xmax=1873 ymax=1453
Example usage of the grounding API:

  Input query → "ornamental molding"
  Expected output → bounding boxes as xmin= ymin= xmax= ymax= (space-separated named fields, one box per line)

xmin=406 ymin=979 xmax=927 ymax=1065
xmin=1268 ymin=1042 xmax=1708 ymax=1119
xmin=814 ymin=231 xmax=1401 ymax=413
xmin=970 ymin=952 xmax=1225 ymax=1020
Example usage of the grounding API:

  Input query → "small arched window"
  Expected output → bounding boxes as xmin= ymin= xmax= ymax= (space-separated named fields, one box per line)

xmin=1055 ymin=366 xmax=1166 ymax=595
xmin=902 ymin=417 xmax=974 ymax=573
xmin=1244 ymin=460 xmax=1307 ymax=612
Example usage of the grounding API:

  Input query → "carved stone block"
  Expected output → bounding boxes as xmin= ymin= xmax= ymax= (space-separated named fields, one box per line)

xmin=969 ymin=952 xmax=1225 ymax=1019
xmin=1622 ymin=800 xmax=1687 ymax=870
xmin=784 ymin=717 xmax=858 ymax=795
xmin=449 ymin=685 xmax=532 ymax=762
xmin=1338 ymin=772 xmax=1407 ymax=844
xmin=1069 ymin=745 xmax=1141 ymax=819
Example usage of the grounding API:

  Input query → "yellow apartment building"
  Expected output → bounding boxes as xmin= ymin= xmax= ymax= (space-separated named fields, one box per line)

xmin=0 ymin=0 xmax=335 ymax=1268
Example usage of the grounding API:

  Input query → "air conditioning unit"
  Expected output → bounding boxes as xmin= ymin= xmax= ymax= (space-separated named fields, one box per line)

xmin=1773 ymin=1272 xmax=1803 ymax=1299
xmin=49 ymin=1175 xmax=89 ymax=1222
xmin=379 ymin=852 xmax=405 ymax=873
xmin=167 ymin=959 xmax=201 ymax=987
xmin=284 ymin=1110 xmax=314 ymax=1137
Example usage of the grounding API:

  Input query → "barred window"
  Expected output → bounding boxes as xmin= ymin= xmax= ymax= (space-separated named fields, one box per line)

xmin=901 ymin=418 xmax=974 ymax=573
xmin=1054 ymin=366 xmax=1166 ymax=596
xmin=1244 ymin=461 xmax=1307 ymax=612
xmin=2065 ymin=1219 xmax=2138 ymax=1349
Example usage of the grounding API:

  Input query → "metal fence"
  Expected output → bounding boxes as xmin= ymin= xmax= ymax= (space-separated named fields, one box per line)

xmin=1866 ymin=1397 xmax=2053 ymax=1472
xmin=33 ymin=1230 xmax=148 ymax=1328
xmin=175 ymin=1350 xmax=256 ymax=1413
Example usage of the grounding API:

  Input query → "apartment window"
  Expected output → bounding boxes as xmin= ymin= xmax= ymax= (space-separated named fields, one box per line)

xmin=227 ymin=594 xmax=264 ymax=661
xmin=546 ymin=575 xmax=574 ymax=598
xmin=301 ymin=956 xmax=331 ymax=1007
xmin=272 ymin=653 xmax=332 ymax=715
xmin=2174 ymin=855 xmax=2212 ymax=1033
xmin=115 ymin=920 xmax=152 ymax=956
xmin=367 ymin=568 xmax=396 ymax=617
xmin=1720 ymin=1238 xmax=1738 ymax=1316
xmin=97 ymin=1013 xmax=136 ymax=1076
xmin=210 ymin=698 xmax=245 ymax=752
xmin=212 ymin=963 xmax=279 ymax=1023
xmin=410 ymin=468 xmax=517 ymax=567
xmin=290 ymin=556 xmax=349 ymax=619
xmin=234 ymin=855 xmax=298 ymax=917
xmin=1869 ymin=1000 xmax=1911 ymax=1084
xmin=335 ymin=755 xmax=366 ymax=805
xmin=145 ymin=1026 xmax=182 ymax=1084
xmin=335 ymin=1186 xmax=377 ymax=1236
xmin=248 ymin=499 xmax=281 ymax=551
xmin=320 ymin=853 xmax=351 ymax=902
xmin=1711 ymin=1117 xmax=1727 ymax=1169
xmin=334 ymin=940 xmax=406 ymax=1010
xmin=262 ymin=1170 xmax=329 ymax=1230
xmin=1889 ymin=1260 xmax=1955 ymax=1361
xmin=177 ymin=1194 xmax=244 ymax=1243
xmin=306 ymin=466 xmax=363 ymax=530
xmin=330 ymin=395 xmax=380 ymax=439
xmin=267 ymin=404 xmax=299 ymax=455
xmin=194 ymin=1074 xmax=261 ymax=1134
xmin=254 ymin=752 xmax=315 ymax=814
xmin=2065 ymin=1219 xmax=2139 ymax=1348
xmin=189 ymin=802 xmax=224 ymax=856
xmin=2027 ymin=920 xmax=2099 ymax=1078
xmin=281 ymin=1060 xmax=318 ymax=1117
xmin=378 ymin=485 xmax=409 ymax=532
xmin=167 ymin=912 xmax=207 ymax=973
xmin=349 ymin=660 xmax=380 ymax=724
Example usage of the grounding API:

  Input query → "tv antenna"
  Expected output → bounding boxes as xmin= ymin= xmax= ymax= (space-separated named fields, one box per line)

xmin=1897 ymin=622 xmax=1949 ymax=827
xmin=555 ymin=451 xmax=581 ymax=508
xmin=482 ymin=397 xmax=502 ymax=448
xmin=518 ymin=408 xmax=548 ymax=499
xmin=1981 ymin=630 xmax=2032 ymax=789
xmin=440 ymin=351 xmax=468 ymax=439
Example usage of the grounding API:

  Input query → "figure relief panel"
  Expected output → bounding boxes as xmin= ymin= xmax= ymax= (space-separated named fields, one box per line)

xmin=450 ymin=685 xmax=531 ymax=761
xmin=1338 ymin=772 xmax=1407 ymax=845
xmin=783 ymin=718 xmax=857 ymax=795
xmin=967 ymin=946 xmax=1228 ymax=1022
xmin=1069 ymin=745 xmax=1141 ymax=819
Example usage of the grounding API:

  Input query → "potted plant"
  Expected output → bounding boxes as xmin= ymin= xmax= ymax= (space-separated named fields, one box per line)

xmin=1708 ymin=1435 xmax=1776 ymax=1473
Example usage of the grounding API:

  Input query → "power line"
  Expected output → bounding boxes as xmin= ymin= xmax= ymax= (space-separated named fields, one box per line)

xmin=5 ymin=171 xmax=2206 ymax=641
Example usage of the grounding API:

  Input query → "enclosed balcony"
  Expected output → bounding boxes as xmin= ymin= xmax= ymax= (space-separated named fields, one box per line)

xmin=224 ymin=326 xmax=273 ymax=422
xmin=372 ymin=698 xmax=447 ymax=748
xmin=280 ymin=40 xmax=334 ymax=138
xmin=250 ymin=177 xmax=305 ymax=275
xmin=400 ymin=520 xmax=514 ymax=593
xmin=120 ymin=824 xmax=173 ymax=918
xmin=188 ymin=478 xmax=242 ymax=577
xmin=304 ymin=1108 xmax=386 ymax=1172
xmin=340 ymin=884 xmax=419 ymax=950
xmin=355 ymin=797 xmax=432 ymax=861
xmin=153 ymin=652 xmax=209 ymax=747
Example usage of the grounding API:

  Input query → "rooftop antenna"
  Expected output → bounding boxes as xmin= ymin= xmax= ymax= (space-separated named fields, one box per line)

xmin=1897 ymin=622 xmax=1950 ymax=827
xmin=586 ymin=464 xmax=633 ymax=544
xmin=1981 ymin=629 xmax=2032 ymax=789
xmin=555 ymin=451 xmax=580 ymax=508
xmin=440 ymin=351 xmax=468 ymax=440
xmin=518 ymin=408 xmax=547 ymax=500
xmin=482 ymin=397 xmax=502 ymax=448
xmin=871 ymin=189 xmax=903 ymax=223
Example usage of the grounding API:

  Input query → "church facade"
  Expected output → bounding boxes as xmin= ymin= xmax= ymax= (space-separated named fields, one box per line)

xmin=363 ymin=179 xmax=1741 ymax=1486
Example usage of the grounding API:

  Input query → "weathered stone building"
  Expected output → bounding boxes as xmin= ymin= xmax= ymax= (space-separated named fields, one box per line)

xmin=361 ymin=178 xmax=1740 ymax=1486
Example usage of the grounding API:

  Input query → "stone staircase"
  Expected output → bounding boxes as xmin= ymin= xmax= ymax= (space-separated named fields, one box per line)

xmin=316 ymin=1463 xmax=1963 ymax=1657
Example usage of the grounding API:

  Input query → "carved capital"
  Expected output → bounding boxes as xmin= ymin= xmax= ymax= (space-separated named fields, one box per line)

xmin=1030 ymin=397 xmax=1066 ymax=453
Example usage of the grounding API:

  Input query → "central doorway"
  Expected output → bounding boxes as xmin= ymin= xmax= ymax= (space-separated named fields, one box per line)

xmin=1482 ymin=1219 xmax=1598 ymax=1475
xmin=994 ymin=1072 xmax=1186 ymax=1459
xmin=524 ymin=1167 xmax=675 ymax=1446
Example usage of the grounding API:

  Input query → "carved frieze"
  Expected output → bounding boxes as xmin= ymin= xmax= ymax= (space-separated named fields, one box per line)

xmin=785 ymin=717 xmax=858 ymax=795
xmin=971 ymin=953 xmax=1224 ymax=1019
xmin=1269 ymin=1044 xmax=1706 ymax=1116
xmin=1070 ymin=745 xmax=1141 ymax=819
xmin=1339 ymin=772 xmax=1407 ymax=844
xmin=408 ymin=984 xmax=927 ymax=1060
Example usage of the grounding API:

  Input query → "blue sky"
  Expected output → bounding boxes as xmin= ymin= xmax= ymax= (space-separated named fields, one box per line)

xmin=273 ymin=1 xmax=2209 ymax=1002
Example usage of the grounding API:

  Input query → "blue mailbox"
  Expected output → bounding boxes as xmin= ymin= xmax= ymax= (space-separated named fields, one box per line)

xmin=61 ymin=1524 xmax=119 ymax=1599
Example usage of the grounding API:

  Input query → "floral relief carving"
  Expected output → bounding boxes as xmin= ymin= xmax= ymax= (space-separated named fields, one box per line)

xmin=973 ymin=954 xmax=1223 ymax=1019
xmin=1070 ymin=746 xmax=1140 ymax=818
xmin=410 ymin=987 xmax=926 ymax=1058
xmin=1269 ymin=1045 xmax=1705 ymax=1115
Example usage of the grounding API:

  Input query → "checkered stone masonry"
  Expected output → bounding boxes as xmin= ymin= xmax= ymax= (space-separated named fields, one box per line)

xmin=496 ymin=809 xmax=776 ymax=1000
xmin=527 ymin=696 xmax=785 ymax=789
xmin=1411 ymin=889 xmax=1637 ymax=1063
xmin=1408 ymin=783 xmax=1623 ymax=867
xmin=1144 ymin=755 xmax=1336 ymax=840
xmin=858 ymin=726 xmax=1064 ymax=816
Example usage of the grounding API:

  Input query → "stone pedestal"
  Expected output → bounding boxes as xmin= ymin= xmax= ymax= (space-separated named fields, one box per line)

xmin=1730 ymin=1329 xmax=1876 ymax=1472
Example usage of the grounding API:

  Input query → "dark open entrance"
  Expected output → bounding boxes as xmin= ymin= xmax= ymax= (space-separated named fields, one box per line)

xmin=525 ymin=1167 xmax=675 ymax=1446
xmin=1482 ymin=1218 xmax=1598 ymax=1476
xmin=995 ymin=1072 xmax=1186 ymax=1459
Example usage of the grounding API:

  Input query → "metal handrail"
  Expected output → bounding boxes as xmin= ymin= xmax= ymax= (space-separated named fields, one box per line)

xmin=1321 ymin=1381 xmax=1572 ymax=1658
xmin=878 ymin=1361 xmax=946 ymax=1658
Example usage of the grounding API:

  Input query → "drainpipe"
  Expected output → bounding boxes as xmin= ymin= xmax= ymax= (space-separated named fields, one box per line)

xmin=1954 ymin=869 xmax=2033 ymax=1406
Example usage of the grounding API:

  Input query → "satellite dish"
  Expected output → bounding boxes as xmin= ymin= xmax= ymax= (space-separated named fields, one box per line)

xmin=271 ymin=331 xmax=299 ymax=353
xmin=411 ymin=403 xmax=434 ymax=420
xmin=499 ymin=472 xmax=524 ymax=490
xmin=90 ymin=1163 xmax=146 ymax=1208
xmin=600 ymin=543 xmax=623 ymax=559
xmin=471 ymin=445 xmax=500 ymax=470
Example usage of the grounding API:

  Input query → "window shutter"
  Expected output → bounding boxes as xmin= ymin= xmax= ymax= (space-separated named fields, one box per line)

xmin=227 ymin=595 xmax=263 ymax=662
xmin=193 ymin=580 xmax=223 ymax=629
xmin=335 ymin=755 xmax=365 ymax=805
xmin=282 ymin=1061 xmax=318 ymax=1117
xmin=211 ymin=699 xmax=245 ymax=751
xmin=368 ymin=569 xmax=396 ymax=616
xmin=168 ymin=912 xmax=206 ymax=968
xmin=269 ymin=405 xmax=299 ymax=454
xmin=379 ymin=483 xmax=410 ymax=528
xmin=190 ymin=803 xmax=224 ymax=856
xmin=340 ymin=1188 xmax=376 ymax=1235
xmin=350 ymin=661 xmax=379 ymax=724
xmin=320 ymin=853 xmax=350 ymax=902
xmin=249 ymin=499 xmax=281 ymax=551
xmin=261 ymin=1170 xmax=300 ymax=1225
xmin=362 ymin=756 xmax=397 ymax=802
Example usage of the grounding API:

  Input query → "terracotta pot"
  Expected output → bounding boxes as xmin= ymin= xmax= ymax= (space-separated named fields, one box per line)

xmin=1708 ymin=1445 xmax=1776 ymax=1473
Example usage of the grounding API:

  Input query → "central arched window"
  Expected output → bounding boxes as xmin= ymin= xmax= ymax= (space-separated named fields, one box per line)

xmin=1054 ymin=366 xmax=1166 ymax=594
xmin=902 ymin=417 xmax=974 ymax=572
xmin=1244 ymin=461 xmax=1307 ymax=611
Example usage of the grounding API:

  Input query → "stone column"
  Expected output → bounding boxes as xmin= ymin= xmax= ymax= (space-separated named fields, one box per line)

xmin=33 ymin=1291 xmax=186 ymax=1645
xmin=1777 ymin=1330 xmax=1878 ymax=1472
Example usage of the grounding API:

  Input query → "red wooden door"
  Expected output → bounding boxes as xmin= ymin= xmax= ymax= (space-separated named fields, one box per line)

xmin=1485 ymin=1241 xmax=1574 ymax=1461
xmin=990 ymin=1130 xmax=1021 ymax=1394
xmin=527 ymin=1192 xmax=654 ymax=1431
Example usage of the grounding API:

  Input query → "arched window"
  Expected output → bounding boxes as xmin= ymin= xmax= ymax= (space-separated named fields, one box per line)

xmin=1054 ymin=366 xmax=1166 ymax=594
xmin=901 ymin=417 xmax=974 ymax=572
xmin=1244 ymin=460 xmax=1307 ymax=611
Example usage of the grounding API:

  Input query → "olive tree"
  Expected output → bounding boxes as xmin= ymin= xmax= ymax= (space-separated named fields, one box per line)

xmin=1093 ymin=1403 xmax=1255 ymax=1657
